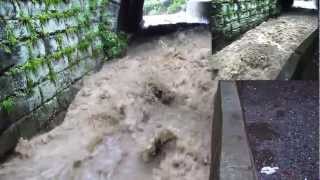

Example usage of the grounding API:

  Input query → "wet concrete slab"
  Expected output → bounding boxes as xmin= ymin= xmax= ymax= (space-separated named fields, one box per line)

xmin=237 ymin=81 xmax=319 ymax=180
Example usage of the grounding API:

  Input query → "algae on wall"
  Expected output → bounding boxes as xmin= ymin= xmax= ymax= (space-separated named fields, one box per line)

xmin=0 ymin=0 xmax=127 ymax=157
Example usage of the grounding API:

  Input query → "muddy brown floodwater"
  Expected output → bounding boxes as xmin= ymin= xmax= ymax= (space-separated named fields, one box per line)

xmin=0 ymin=27 xmax=216 ymax=180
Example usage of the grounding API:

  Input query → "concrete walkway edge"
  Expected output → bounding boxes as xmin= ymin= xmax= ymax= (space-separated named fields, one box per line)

xmin=210 ymin=81 xmax=258 ymax=180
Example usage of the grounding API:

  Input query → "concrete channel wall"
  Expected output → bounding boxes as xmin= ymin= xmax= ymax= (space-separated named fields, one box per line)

xmin=211 ymin=0 xmax=280 ymax=51
xmin=211 ymin=81 xmax=258 ymax=180
xmin=0 ymin=0 xmax=122 ymax=157
xmin=277 ymin=29 xmax=319 ymax=80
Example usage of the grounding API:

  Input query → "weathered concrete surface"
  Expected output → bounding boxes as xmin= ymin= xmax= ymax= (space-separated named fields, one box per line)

xmin=210 ymin=10 xmax=318 ymax=80
xmin=277 ymin=29 xmax=318 ymax=80
xmin=211 ymin=81 xmax=257 ymax=180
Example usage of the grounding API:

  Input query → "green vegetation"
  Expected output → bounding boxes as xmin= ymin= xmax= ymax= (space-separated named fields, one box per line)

xmin=144 ymin=0 xmax=187 ymax=15
xmin=167 ymin=0 xmax=186 ymax=13
xmin=24 ymin=57 xmax=45 ymax=73
xmin=0 ymin=0 xmax=126 ymax=105
xmin=99 ymin=24 xmax=128 ymax=58
xmin=47 ymin=64 xmax=57 ymax=83
xmin=0 ymin=43 xmax=11 ymax=54
xmin=144 ymin=0 xmax=166 ymax=15
xmin=4 ymin=25 xmax=18 ymax=47
xmin=0 ymin=97 xmax=15 ymax=113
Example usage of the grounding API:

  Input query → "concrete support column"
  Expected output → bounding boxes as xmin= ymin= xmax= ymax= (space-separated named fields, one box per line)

xmin=119 ymin=0 xmax=144 ymax=33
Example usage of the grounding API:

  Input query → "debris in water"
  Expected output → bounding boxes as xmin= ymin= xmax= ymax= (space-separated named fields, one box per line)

xmin=141 ymin=129 xmax=177 ymax=162
xmin=260 ymin=166 xmax=279 ymax=175
xmin=148 ymin=81 xmax=176 ymax=105
xmin=86 ymin=136 xmax=104 ymax=153
xmin=15 ymin=138 xmax=33 ymax=159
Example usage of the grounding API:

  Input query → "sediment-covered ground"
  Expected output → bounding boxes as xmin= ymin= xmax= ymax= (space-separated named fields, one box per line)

xmin=210 ymin=10 xmax=318 ymax=80
xmin=0 ymin=27 xmax=216 ymax=180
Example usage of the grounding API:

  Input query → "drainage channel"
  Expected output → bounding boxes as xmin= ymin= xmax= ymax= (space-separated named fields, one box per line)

xmin=0 ymin=27 xmax=214 ymax=180
xmin=212 ymin=81 xmax=319 ymax=180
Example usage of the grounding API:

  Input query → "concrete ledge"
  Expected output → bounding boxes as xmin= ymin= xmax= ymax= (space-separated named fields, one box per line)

xmin=210 ymin=12 xmax=318 ymax=80
xmin=277 ymin=29 xmax=318 ymax=80
xmin=210 ymin=81 xmax=257 ymax=180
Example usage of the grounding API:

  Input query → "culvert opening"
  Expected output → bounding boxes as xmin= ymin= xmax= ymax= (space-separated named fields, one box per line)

xmin=292 ymin=0 xmax=318 ymax=9
xmin=142 ymin=0 xmax=210 ymax=28
xmin=280 ymin=0 xmax=318 ymax=10
xmin=118 ymin=0 xmax=210 ymax=40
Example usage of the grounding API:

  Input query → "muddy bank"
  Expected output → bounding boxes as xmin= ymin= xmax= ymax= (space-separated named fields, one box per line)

xmin=0 ymin=27 xmax=216 ymax=180
xmin=210 ymin=10 xmax=318 ymax=80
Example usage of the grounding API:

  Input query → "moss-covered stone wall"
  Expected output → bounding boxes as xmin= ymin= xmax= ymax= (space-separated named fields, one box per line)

xmin=211 ymin=0 xmax=280 ymax=50
xmin=0 ymin=0 xmax=126 ymax=157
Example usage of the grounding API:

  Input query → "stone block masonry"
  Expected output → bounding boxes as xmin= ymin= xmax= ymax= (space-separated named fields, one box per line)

xmin=0 ymin=0 xmax=125 ymax=157
xmin=211 ymin=0 xmax=280 ymax=51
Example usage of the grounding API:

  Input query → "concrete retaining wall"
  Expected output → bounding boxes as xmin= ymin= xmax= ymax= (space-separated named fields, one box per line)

xmin=0 ymin=0 xmax=124 ymax=157
xmin=210 ymin=81 xmax=257 ymax=180
xmin=211 ymin=0 xmax=280 ymax=51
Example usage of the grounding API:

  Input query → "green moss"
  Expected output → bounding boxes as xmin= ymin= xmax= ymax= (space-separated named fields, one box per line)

xmin=47 ymin=63 xmax=57 ymax=83
xmin=43 ymin=0 xmax=64 ymax=7
xmin=65 ymin=27 xmax=77 ymax=34
xmin=56 ymin=33 xmax=64 ymax=48
xmin=38 ymin=13 xmax=50 ymax=24
xmin=98 ymin=24 xmax=128 ymax=58
xmin=26 ymin=78 xmax=35 ymax=95
xmin=4 ymin=25 xmax=18 ymax=47
xmin=0 ymin=43 xmax=11 ymax=53
xmin=1 ymin=0 xmax=127 ymax=90
xmin=23 ymin=57 xmax=45 ymax=73
xmin=50 ymin=51 xmax=64 ymax=61
xmin=37 ymin=7 xmax=81 ymax=23
xmin=0 ymin=97 xmax=15 ymax=113
xmin=18 ymin=12 xmax=32 ymax=26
